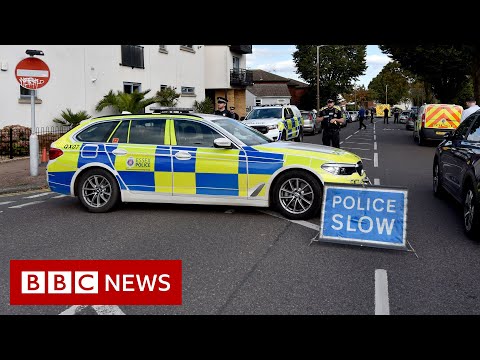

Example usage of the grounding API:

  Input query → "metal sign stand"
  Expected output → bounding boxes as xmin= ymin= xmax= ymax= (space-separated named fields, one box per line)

xmin=309 ymin=178 xmax=419 ymax=258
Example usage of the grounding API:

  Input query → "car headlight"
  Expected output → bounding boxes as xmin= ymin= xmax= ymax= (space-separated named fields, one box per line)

xmin=321 ymin=163 xmax=358 ymax=176
xmin=267 ymin=124 xmax=278 ymax=130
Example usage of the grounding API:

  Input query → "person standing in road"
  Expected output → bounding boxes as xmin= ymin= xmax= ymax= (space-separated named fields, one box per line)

xmin=214 ymin=97 xmax=234 ymax=118
xmin=371 ymin=107 xmax=375 ymax=123
xmin=383 ymin=107 xmax=389 ymax=124
xmin=318 ymin=98 xmax=345 ymax=148
xmin=393 ymin=108 xmax=400 ymax=124
xmin=461 ymin=97 xmax=480 ymax=122
xmin=229 ymin=106 xmax=240 ymax=120
xmin=358 ymin=106 xmax=367 ymax=130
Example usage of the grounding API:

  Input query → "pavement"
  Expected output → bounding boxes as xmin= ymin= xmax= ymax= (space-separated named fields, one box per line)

xmin=0 ymin=157 xmax=48 ymax=195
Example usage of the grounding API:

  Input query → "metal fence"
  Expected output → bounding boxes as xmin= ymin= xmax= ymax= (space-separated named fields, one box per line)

xmin=0 ymin=126 xmax=72 ymax=160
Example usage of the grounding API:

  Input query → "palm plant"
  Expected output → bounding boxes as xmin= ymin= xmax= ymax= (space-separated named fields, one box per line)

xmin=95 ymin=89 xmax=157 ymax=114
xmin=53 ymin=108 xmax=91 ymax=127
xmin=155 ymin=86 xmax=180 ymax=107
xmin=193 ymin=98 xmax=214 ymax=114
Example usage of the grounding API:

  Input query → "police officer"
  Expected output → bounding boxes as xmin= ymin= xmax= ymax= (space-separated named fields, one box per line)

xmin=229 ymin=106 xmax=240 ymax=120
xmin=214 ymin=97 xmax=234 ymax=118
xmin=318 ymin=98 xmax=345 ymax=148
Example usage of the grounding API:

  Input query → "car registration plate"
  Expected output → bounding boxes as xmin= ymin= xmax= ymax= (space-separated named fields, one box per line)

xmin=436 ymin=131 xmax=446 ymax=135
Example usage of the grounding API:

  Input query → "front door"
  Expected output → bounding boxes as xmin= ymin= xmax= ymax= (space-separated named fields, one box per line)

xmin=171 ymin=118 xmax=247 ymax=197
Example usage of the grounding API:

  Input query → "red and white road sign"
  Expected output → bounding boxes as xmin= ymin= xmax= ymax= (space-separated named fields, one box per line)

xmin=15 ymin=57 xmax=50 ymax=90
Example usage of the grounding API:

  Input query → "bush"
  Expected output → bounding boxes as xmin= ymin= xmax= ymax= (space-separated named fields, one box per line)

xmin=193 ymin=98 xmax=214 ymax=114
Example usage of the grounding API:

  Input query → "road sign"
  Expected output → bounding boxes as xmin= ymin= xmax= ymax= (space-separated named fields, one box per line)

xmin=318 ymin=184 xmax=408 ymax=250
xmin=15 ymin=57 xmax=50 ymax=90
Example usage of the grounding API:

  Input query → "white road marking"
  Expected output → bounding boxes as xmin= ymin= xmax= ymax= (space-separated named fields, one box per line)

xmin=349 ymin=137 xmax=372 ymax=141
xmin=342 ymin=147 xmax=371 ymax=151
xmin=374 ymin=153 xmax=378 ymax=167
xmin=0 ymin=201 xmax=15 ymax=206
xmin=23 ymin=192 xmax=51 ymax=199
xmin=374 ymin=135 xmax=377 ymax=141
xmin=374 ymin=142 xmax=377 ymax=150
xmin=8 ymin=201 xmax=45 ymax=209
xmin=259 ymin=209 xmax=320 ymax=231
xmin=345 ymin=142 xmax=372 ymax=145
xmin=340 ymin=141 xmax=344 ymax=145
xmin=59 ymin=305 xmax=88 ymax=315
xmin=0 ymin=211 xmax=3 ymax=214
xmin=375 ymin=269 xmax=390 ymax=315
xmin=354 ymin=130 xmax=359 ymax=134
xmin=52 ymin=194 xmax=68 ymax=199
xmin=374 ymin=178 xmax=381 ymax=185
xmin=92 ymin=305 xmax=125 ymax=315
xmin=59 ymin=304 xmax=125 ymax=315
xmin=361 ymin=157 xmax=372 ymax=161
xmin=345 ymin=135 xmax=352 ymax=140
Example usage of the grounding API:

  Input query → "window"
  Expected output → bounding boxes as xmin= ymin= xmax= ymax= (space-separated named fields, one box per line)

xmin=159 ymin=45 xmax=167 ymax=53
xmin=129 ymin=119 xmax=166 ymax=145
xmin=233 ymin=56 xmax=240 ymax=70
xmin=120 ymin=45 xmax=144 ymax=69
xmin=160 ymin=84 xmax=168 ymax=91
xmin=466 ymin=116 xmax=480 ymax=142
xmin=20 ymin=86 xmax=37 ymax=98
xmin=245 ymin=108 xmax=282 ymax=120
xmin=181 ymin=87 xmax=195 ymax=95
xmin=108 ymin=120 xmax=130 ymax=143
xmin=76 ymin=121 xmax=119 ymax=142
xmin=175 ymin=120 xmax=221 ymax=148
xmin=124 ymin=82 xmax=141 ymax=94
xmin=454 ymin=116 xmax=475 ymax=140
xmin=180 ymin=45 xmax=195 ymax=53
xmin=255 ymin=99 xmax=262 ymax=106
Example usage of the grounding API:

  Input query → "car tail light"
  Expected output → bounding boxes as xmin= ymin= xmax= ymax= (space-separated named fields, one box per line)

xmin=421 ymin=113 xmax=425 ymax=127
xmin=49 ymin=147 xmax=64 ymax=160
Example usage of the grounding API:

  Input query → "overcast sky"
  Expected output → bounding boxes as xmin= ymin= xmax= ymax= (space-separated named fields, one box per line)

xmin=246 ymin=45 xmax=391 ymax=87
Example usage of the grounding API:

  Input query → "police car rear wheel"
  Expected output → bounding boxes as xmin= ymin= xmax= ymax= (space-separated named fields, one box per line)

xmin=78 ymin=169 xmax=120 ymax=213
xmin=273 ymin=171 xmax=321 ymax=220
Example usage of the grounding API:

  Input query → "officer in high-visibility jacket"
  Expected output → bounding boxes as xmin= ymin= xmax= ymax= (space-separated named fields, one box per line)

xmin=317 ymin=99 xmax=345 ymax=148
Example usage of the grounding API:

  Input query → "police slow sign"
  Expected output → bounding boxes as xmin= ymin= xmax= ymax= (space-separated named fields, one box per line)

xmin=319 ymin=184 xmax=408 ymax=249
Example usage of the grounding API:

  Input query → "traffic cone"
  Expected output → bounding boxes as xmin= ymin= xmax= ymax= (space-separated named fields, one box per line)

xmin=41 ymin=147 xmax=48 ymax=163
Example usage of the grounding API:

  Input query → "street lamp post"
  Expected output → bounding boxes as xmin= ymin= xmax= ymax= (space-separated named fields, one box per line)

xmin=385 ymin=84 xmax=388 ymax=105
xmin=316 ymin=45 xmax=320 ymax=113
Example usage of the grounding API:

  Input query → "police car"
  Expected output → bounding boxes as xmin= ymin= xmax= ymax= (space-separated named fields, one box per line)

xmin=46 ymin=109 xmax=368 ymax=220
xmin=242 ymin=105 xmax=304 ymax=142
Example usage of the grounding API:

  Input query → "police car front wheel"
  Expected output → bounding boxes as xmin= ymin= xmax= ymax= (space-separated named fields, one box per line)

xmin=273 ymin=170 xmax=322 ymax=220
xmin=77 ymin=168 xmax=120 ymax=213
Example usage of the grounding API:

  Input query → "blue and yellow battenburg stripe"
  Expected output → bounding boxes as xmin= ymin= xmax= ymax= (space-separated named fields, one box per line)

xmin=47 ymin=143 xmax=286 ymax=198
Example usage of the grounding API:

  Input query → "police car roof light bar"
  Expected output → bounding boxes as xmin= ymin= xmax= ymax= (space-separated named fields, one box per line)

xmin=150 ymin=107 xmax=193 ymax=114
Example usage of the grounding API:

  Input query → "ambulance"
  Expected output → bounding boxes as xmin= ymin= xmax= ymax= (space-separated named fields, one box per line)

xmin=413 ymin=104 xmax=463 ymax=145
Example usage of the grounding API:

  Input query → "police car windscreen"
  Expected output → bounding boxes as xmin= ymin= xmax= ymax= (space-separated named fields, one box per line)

xmin=213 ymin=118 xmax=272 ymax=146
xmin=246 ymin=108 xmax=282 ymax=119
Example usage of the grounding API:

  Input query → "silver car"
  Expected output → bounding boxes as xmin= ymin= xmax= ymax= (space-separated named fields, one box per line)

xmin=300 ymin=110 xmax=321 ymax=135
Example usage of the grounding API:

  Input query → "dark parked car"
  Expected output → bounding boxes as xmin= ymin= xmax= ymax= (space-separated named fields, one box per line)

xmin=433 ymin=109 xmax=480 ymax=237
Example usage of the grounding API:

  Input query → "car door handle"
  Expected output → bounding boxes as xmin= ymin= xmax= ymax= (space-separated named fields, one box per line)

xmin=175 ymin=151 xmax=192 ymax=160
xmin=112 ymin=149 xmax=127 ymax=156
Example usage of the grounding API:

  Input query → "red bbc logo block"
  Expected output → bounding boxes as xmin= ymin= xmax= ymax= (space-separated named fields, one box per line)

xmin=10 ymin=260 xmax=182 ymax=305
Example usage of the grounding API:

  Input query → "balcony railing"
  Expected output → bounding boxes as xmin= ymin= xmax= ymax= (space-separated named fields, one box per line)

xmin=230 ymin=45 xmax=253 ymax=54
xmin=230 ymin=68 xmax=253 ymax=86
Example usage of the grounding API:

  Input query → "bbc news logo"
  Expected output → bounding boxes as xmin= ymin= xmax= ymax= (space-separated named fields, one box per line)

xmin=10 ymin=260 xmax=182 ymax=305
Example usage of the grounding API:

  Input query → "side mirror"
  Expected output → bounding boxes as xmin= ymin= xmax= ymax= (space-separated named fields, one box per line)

xmin=214 ymin=137 xmax=232 ymax=149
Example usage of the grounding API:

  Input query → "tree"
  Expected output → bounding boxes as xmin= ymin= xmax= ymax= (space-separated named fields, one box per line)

xmin=193 ymin=98 xmax=214 ymax=114
xmin=293 ymin=45 xmax=367 ymax=108
xmin=53 ymin=108 xmax=91 ymax=127
xmin=368 ymin=61 xmax=411 ymax=106
xmin=96 ymin=89 xmax=157 ymax=114
xmin=379 ymin=45 xmax=472 ymax=104
xmin=344 ymin=85 xmax=374 ymax=109
xmin=155 ymin=86 xmax=181 ymax=107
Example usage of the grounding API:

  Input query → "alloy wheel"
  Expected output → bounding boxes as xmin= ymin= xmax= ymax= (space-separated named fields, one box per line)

xmin=278 ymin=178 xmax=314 ymax=214
xmin=82 ymin=175 xmax=112 ymax=208
xmin=464 ymin=189 xmax=475 ymax=232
